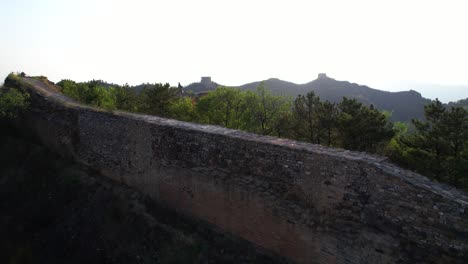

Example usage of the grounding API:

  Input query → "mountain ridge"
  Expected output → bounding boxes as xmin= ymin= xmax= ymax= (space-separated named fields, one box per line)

xmin=183 ymin=74 xmax=431 ymax=122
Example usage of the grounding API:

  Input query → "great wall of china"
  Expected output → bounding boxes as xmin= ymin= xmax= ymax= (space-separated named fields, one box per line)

xmin=6 ymin=75 xmax=468 ymax=264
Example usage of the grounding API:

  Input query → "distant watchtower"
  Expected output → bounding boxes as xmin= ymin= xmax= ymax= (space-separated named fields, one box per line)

xmin=318 ymin=73 xmax=327 ymax=79
xmin=201 ymin=77 xmax=212 ymax=84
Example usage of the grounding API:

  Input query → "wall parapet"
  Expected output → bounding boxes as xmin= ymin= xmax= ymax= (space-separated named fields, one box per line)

xmin=8 ymin=75 xmax=468 ymax=264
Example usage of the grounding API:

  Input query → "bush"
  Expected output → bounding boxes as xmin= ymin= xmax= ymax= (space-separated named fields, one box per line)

xmin=57 ymin=80 xmax=117 ymax=110
xmin=0 ymin=87 xmax=30 ymax=119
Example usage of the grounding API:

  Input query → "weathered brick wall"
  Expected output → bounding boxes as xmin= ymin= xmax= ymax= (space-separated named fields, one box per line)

xmin=8 ymin=76 xmax=468 ymax=264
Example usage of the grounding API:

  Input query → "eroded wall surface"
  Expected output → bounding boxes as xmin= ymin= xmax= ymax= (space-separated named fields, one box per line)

xmin=8 ymin=76 xmax=468 ymax=264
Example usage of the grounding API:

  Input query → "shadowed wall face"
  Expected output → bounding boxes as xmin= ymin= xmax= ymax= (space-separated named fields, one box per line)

xmin=10 ymin=76 xmax=468 ymax=264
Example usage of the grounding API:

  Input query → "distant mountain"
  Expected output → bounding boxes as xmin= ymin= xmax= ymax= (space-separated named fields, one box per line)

xmin=389 ymin=81 xmax=468 ymax=103
xmin=183 ymin=74 xmax=431 ymax=122
xmin=236 ymin=78 xmax=301 ymax=97
xmin=447 ymin=98 xmax=468 ymax=110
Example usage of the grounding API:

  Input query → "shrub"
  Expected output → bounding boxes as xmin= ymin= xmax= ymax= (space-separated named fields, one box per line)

xmin=0 ymin=87 xmax=30 ymax=119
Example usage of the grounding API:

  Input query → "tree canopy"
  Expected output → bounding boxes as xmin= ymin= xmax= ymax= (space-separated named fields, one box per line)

xmin=387 ymin=100 xmax=468 ymax=188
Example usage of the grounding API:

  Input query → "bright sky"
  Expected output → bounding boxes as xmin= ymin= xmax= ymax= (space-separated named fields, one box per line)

xmin=1 ymin=0 xmax=467 ymax=102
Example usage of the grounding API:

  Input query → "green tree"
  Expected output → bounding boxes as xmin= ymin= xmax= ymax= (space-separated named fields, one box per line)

xmin=57 ymin=80 xmax=117 ymax=110
xmin=0 ymin=87 xmax=30 ymax=119
xmin=272 ymin=111 xmax=293 ymax=138
xmin=396 ymin=100 xmax=468 ymax=187
xmin=243 ymin=82 xmax=291 ymax=135
xmin=337 ymin=98 xmax=394 ymax=152
xmin=292 ymin=92 xmax=321 ymax=143
xmin=318 ymin=100 xmax=339 ymax=146
xmin=408 ymin=100 xmax=450 ymax=179
xmin=114 ymin=84 xmax=139 ymax=112
xmin=89 ymin=85 xmax=117 ymax=110
xmin=168 ymin=97 xmax=197 ymax=122
xmin=57 ymin=79 xmax=85 ymax=102
xmin=196 ymin=87 xmax=247 ymax=129
xmin=140 ymin=83 xmax=180 ymax=117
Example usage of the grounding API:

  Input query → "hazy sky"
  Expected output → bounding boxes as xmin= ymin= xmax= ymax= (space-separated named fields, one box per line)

xmin=1 ymin=0 xmax=467 ymax=102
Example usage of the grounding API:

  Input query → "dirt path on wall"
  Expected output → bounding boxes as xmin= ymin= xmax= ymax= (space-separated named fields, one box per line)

xmin=22 ymin=77 xmax=76 ymax=103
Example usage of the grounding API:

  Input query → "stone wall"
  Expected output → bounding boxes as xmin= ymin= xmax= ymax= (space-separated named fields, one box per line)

xmin=8 ymin=75 xmax=468 ymax=264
